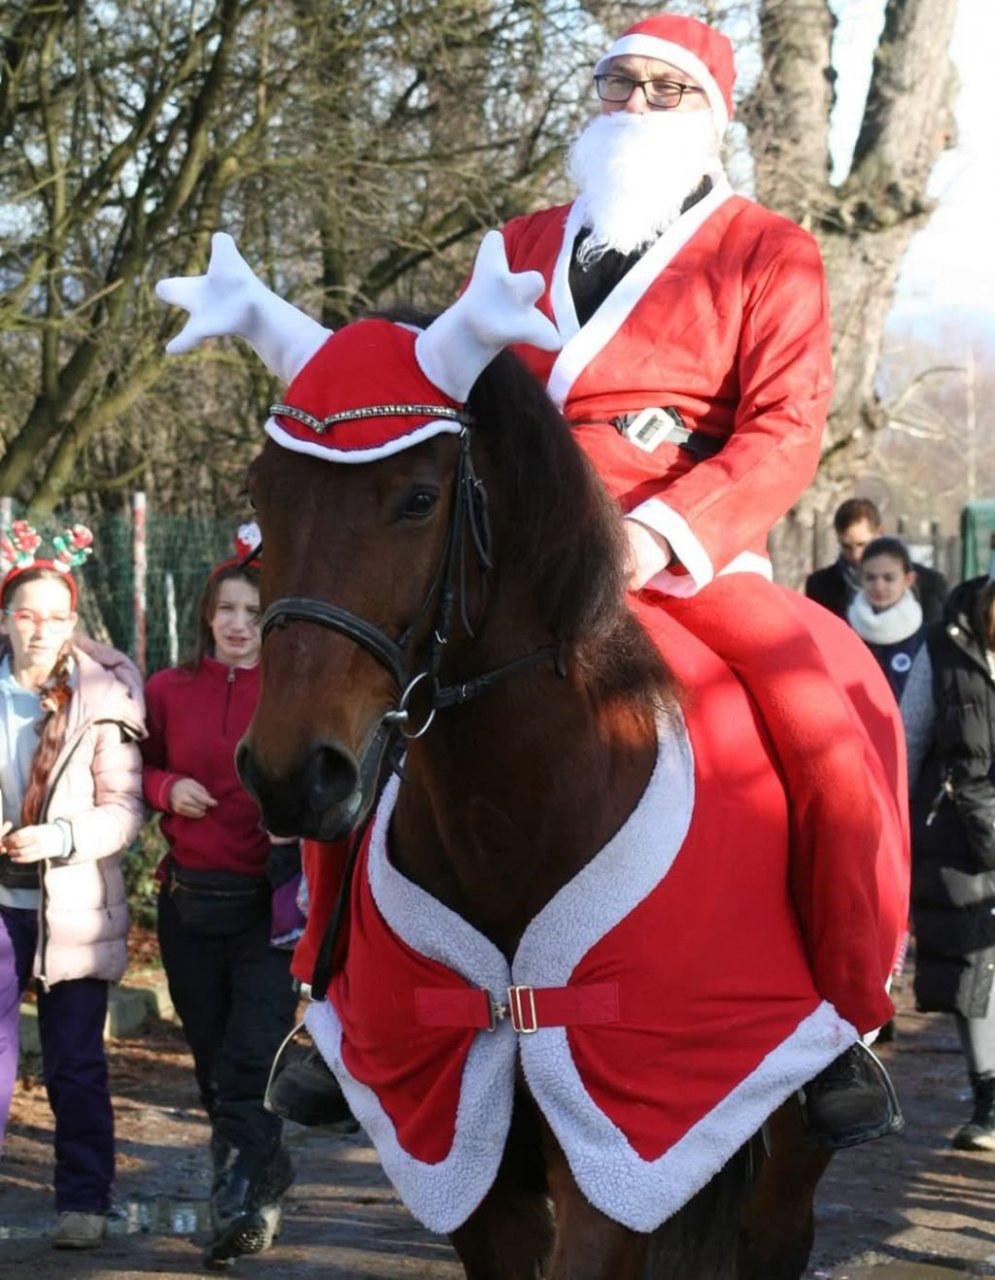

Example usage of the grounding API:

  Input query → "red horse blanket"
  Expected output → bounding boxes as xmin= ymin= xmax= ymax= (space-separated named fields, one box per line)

xmin=302 ymin=600 xmax=889 ymax=1234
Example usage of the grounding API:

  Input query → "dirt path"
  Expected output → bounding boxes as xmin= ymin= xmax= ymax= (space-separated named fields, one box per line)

xmin=1 ymin=973 xmax=994 ymax=1278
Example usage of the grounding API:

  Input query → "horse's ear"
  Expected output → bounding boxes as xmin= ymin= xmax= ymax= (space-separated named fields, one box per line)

xmin=155 ymin=232 xmax=331 ymax=384
xmin=415 ymin=230 xmax=561 ymax=402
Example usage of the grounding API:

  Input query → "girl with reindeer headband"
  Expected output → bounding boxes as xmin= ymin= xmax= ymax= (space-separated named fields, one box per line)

xmin=139 ymin=527 xmax=302 ymax=1269
xmin=0 ymin=522 xmax=145 ymax=1251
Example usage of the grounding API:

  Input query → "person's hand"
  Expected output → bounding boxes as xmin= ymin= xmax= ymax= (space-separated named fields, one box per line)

xmin=625 ymin=521 xmax=672 ymax=590
xmin=3 ymin=824 xmax=67 ymax=862
xmin=169 ymin=778 xmax=218 ymax=819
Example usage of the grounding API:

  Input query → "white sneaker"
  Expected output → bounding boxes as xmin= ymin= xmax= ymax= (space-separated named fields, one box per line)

xmin=52 ymin=1211 xmax=106 ymax=1249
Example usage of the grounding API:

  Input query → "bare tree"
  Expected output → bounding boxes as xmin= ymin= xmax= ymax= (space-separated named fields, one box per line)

xmin=745 ymin=0 xmax=962 ymax=577
xmin=0 ymin=0 xmax=967 ymax=548
xmin=0 ymin=0 xmax=607 ymax=516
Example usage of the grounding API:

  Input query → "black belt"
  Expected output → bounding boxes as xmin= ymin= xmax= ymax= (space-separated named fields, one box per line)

xmin=578 ymin=407 xmax=723 ymax=461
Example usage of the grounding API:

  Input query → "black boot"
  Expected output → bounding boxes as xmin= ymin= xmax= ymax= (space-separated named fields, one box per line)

xmin=203 ymin=1144 xmax=291 ymax=1270
xmin=803 ymin=1041 xmax=904 ymax=1149
xmin=952 ymin=1074 xmax=995 ymax=1152
xmin=266 ymin=1044 xmax=358 ymax=1131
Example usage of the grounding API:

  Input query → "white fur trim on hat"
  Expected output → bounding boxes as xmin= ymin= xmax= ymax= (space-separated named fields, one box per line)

xmin=595 ymin=35 xmax=729 ymax=134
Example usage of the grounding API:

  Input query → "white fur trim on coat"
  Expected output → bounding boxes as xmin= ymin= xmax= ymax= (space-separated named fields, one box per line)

xmin=546 ymin=180 xmax=733 ymax=412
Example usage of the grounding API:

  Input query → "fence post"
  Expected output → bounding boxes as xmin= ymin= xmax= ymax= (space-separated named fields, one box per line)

xmin=132 ymin=491 xmax=147 ymax=676
xmin=0 ymin=496 xmax=12 ymax=528
xmin=165 ymin=572 xmax=178 ymax=668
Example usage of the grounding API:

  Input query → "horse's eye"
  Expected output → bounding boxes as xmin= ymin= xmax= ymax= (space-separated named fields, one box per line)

xmin=401 ymin=488 xmax=439 ymax=520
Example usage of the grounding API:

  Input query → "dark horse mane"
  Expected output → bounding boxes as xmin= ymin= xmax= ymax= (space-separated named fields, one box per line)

xmin=385 ymin=306 xmax=674 ymax=709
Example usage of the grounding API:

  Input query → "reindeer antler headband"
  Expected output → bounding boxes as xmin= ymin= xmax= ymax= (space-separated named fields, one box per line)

xmin=0 ymin=520 xmax=94 ymax=606
xmin=155 ymin=230 xmax=561 ymax=463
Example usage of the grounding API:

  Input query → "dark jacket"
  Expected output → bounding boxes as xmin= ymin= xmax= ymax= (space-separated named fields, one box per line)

xmin=909 ymin=577 xmax=995 ymax=1017
xmin=805 ymin=556 xmax=949 ymax=624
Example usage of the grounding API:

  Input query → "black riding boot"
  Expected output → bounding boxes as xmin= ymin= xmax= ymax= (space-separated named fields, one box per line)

xmin=803 ymin=1041 xmax=904 ymax=1149
xmin=952 ymin=1074 xmax=995 ymax=1152
xmin=203 ymin=1143 xmax=293 ymax=1270
xmin=266 ymin=1043 xmax=358 ymax=1131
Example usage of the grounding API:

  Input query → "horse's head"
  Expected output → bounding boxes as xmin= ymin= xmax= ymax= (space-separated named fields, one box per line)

xmin=239 ymin=426 xmax=470 ymax=839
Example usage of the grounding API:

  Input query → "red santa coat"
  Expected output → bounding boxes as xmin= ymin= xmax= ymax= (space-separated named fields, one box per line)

xmin=501 ymin=179 xmax=833 ymax=595
xmin=302 ymin=607 xmax=857 ymax=1235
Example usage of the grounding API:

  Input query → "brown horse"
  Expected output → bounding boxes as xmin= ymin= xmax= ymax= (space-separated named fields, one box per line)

xmin=236 ymin=328 xmax=834 ymax=1280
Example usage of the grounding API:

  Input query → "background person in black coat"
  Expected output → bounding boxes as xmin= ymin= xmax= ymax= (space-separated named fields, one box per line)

xmin=901 ymin=575 xmax=995 ymax=1152
xmin=806 ymin=497 xmax=949 ymax=624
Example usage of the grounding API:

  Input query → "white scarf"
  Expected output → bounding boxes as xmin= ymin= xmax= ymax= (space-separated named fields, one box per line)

xmin=847 ymin=590 xmax=923 ymax=645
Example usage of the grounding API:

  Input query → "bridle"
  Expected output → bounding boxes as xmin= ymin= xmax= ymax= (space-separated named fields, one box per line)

xmin=258 ymin=428 xmax=565 ymax=750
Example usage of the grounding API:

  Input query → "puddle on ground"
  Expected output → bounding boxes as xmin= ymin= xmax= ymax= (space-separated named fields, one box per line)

xmin=0 ymin=1196 xmax=210 ymax=1242
xmin=834 ymin=1264 xmax=977 ymax=1278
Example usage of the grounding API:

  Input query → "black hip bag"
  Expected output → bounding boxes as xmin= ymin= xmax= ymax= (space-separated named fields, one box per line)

xmin=168 ymin=859 xmax=269 ymax=937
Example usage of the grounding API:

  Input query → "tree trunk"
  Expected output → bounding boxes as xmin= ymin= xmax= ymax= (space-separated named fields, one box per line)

xmin=750 ymin=0 xmax=959 ymax=583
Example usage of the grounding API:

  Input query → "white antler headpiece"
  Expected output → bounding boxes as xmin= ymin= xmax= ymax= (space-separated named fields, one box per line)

xmin=414 ymin=231 xmax=560 ymax=401
xmin=157 ymin=228 xmax=563 ymax=464
xmin=155 ymin=233 xmax=330 ymax=384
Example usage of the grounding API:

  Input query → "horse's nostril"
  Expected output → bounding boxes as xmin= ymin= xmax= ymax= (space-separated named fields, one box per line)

xmin=302 ymin=744 xmax=358 ymax=814
xmin=235 ymin=738 xmax=362 ymax=840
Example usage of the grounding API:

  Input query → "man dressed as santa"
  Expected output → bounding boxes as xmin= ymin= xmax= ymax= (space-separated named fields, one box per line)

xmin=269 ymin=13 xmax=908 ymax=1151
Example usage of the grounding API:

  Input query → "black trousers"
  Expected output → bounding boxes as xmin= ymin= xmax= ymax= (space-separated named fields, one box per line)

xmin=157 ymin=885 xmax=298 ymax=1166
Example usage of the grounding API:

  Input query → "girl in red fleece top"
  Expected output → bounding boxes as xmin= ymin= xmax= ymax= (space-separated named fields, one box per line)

xmin=141 ymin=558 xmax=299 ymax=1267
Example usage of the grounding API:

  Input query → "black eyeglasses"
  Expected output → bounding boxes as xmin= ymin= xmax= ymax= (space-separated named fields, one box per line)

xmin=594 ymin=74 xmax=705 ymax=110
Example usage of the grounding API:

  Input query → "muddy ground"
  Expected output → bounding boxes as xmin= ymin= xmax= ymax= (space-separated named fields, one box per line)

xmin=1 ymin=963 xmax=993 ymax=1279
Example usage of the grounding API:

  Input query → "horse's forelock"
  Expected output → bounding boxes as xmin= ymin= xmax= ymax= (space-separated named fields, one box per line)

xmin=371 ymin=306 xmax=669 ymax=702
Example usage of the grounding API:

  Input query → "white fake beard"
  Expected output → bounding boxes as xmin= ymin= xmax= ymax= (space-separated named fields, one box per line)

xmin=567 ymin=110 xmax=723 ymax=263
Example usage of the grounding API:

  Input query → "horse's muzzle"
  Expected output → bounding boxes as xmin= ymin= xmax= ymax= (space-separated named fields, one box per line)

xmin=236 ymin=737 xmax=365 ymax=842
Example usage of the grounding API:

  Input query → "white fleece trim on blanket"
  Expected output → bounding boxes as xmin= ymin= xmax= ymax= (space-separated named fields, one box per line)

xmin=306 ymin=993 xmax=516 ymax=1236
xmin=513 ymin=704 xmax=692 ymax=979
xmin=546 ymin=178 xmax=733 ymax=411
xmin=308 ymin=710 xmax=855 ymax=1235
xmin=520 ymin=1000 xmax=855 ymax=1232
xmin=508 ymin=710 xmax=856 ymax=1230
xmin=307 ymin=775 xmax=517 ymax=1235
xmin=308 ymin=716 xmax=692 ymax=1234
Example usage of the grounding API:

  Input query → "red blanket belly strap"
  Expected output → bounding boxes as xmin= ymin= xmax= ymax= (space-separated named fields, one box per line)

xmin=415 ymin=981 xmax=620 ymax=1033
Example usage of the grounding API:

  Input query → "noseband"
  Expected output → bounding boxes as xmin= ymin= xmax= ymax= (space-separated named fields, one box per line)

xmin=260 ymin=429 xmax=564 ymax=743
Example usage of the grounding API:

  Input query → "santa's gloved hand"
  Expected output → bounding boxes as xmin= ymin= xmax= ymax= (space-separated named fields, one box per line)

xmin=625 ymin=520 xmax=672 ymax=590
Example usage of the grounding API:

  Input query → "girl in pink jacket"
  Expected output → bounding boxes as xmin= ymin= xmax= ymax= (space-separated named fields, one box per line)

xmin=0 ymin=523 xmax=145 ymax=1251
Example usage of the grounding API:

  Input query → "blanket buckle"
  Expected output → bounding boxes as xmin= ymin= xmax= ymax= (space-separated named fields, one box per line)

xmin=485 ymin=990 xmax=508 ymax=1032
xmin=507 ymin=984 xmax=538 ymax=1034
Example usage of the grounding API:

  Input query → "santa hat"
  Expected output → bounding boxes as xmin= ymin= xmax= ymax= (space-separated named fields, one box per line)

xmin=0 ymin=521 xmax=93 ymax=608
xmin=594 ymin=14 xmax=736 ymax=134
xmin=208 ymin=521 xmax=263 ymax=581
xmin=156 ymin=230 xmax=561 ymax=466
